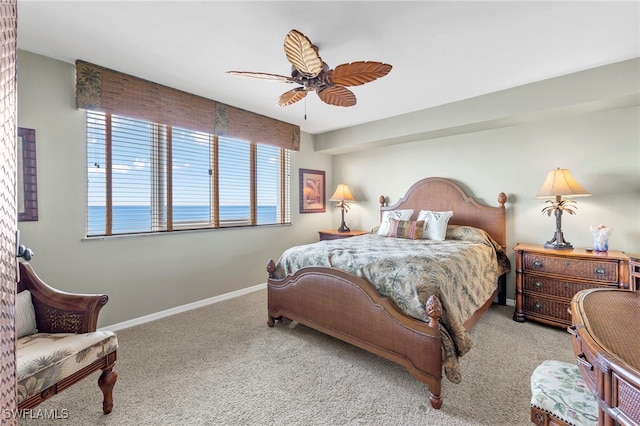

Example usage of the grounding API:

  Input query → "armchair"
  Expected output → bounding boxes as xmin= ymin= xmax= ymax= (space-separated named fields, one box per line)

xmin=16 ymin=262 xmax=118 ymax=414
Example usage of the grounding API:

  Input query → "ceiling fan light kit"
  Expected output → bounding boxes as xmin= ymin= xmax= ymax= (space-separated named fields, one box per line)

xmin=227 ymin=29 xmax=392 ymax=108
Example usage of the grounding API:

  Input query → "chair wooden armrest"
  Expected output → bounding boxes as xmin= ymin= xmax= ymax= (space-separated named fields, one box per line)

xmin=18 ymin=262 xmax=108 ymax=333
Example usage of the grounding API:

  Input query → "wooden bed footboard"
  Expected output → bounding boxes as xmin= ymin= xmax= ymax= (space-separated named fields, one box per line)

xmin=266 ymin=260 xmax=445 ymax=409
xmin=265 ymin=177 xmax=508 ymax=410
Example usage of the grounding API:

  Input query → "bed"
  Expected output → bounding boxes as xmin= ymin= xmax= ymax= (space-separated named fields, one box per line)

xmin=266 ymin=177 xmax=509 ymax=409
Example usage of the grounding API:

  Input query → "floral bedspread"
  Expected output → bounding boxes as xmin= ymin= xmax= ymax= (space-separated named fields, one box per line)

xmin=273 ymin=225 xmax=511 ymax=383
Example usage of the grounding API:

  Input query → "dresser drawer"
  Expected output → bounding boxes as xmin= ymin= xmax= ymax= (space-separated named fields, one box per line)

xmin=572 ymin=330 xmax=597 ymax=392
xmin=523 ymin=253 xmax=618 ymax=283
xmin=523 ymin=275 xmax=613 ymax=299
xmin=523 ymin=296 xmax=571 ymax=324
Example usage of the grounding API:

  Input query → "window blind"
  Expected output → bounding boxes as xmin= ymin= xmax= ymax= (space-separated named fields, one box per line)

xmin=87 ymin=111 xmax=291 ymax=237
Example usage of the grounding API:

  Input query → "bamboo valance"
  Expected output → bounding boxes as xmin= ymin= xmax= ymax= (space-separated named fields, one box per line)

xmin=75 ymin=60 xmax=300 ymax=151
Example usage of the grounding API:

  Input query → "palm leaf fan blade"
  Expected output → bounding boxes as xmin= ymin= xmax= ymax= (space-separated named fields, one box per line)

xmin=328 ymin=61 xmax=392 ymax=87
xmin=284 ymin=29 xmax=323 ymax=78
xmin=278 ymin=87 xmax=307 ymax=106
xmin=317 ymin=86 xmax=356 ymax=107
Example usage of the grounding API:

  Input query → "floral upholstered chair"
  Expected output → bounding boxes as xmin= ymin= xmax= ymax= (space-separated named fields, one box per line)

xmin=16 ymin=262 xmax=118 ymax=414
xmin=530 ymin=360 xmax=598 ymax=426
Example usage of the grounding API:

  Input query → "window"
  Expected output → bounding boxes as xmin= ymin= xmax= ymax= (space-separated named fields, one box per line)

xmin=87 ymin=111 xmax=291 ymax=237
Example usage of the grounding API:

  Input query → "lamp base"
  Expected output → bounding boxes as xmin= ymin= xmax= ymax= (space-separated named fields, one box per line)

xmin=544 ymin=241 xmax=573 ymax=250
xmin=337 ymin=206 xmax=350 ymax=232
xmin=337 ymin=223 xmax=350 ymax=233
xmin=542 ymin=207 xmax=575 ymax=249
xmin=544 ymin=230 xmax=573 ymax=250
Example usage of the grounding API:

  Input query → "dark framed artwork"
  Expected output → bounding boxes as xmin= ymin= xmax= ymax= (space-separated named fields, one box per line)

xmin=299 ymin=168 xmax=326 ymax=213
xmin=18 ymin=127 xmax=38 ymax=222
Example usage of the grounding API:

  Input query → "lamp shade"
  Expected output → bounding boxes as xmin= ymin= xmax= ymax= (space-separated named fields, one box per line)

xmin=329 ymin=184 xmax=355 ymax=202
xmin=534 ymin=168 xmax=591 ymax=199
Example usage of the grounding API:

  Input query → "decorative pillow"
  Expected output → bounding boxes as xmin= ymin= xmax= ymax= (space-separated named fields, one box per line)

xmin=386 ymin=219 xmax=425 ymax=240
xmin=377 ymin=209 xmax=414 ymax=235
xmin=16 ymin=290 xmax=38 ymax=339
xmin=446 ymin=225 xmax=485 ymax=242
xmin=417 ymin=210 xmax=453 ymax=241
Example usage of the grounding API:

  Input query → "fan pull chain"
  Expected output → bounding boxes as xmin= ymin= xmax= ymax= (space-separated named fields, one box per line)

xmin=304 ymin=96 xmax=307 ymax=120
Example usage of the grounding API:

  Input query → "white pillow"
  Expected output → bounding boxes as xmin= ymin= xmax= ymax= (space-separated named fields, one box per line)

xmin=417 ymin=210 xmax=453 ymax=241
xmin=377 ymin=209 xmax=414 ymax=235
xmin=16 ymin=290 xmax=38 ymax=339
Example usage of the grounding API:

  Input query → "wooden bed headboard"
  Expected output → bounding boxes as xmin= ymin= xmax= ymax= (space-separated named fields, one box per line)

xmin=380 ymin=177 xmax=508 ymax=249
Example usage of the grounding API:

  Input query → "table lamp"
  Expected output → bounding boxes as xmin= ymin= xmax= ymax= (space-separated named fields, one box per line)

xmin=535 ymin=168 xmax=591 ymax=249
xmin=329 ymin=184 xmax=355 ymax=232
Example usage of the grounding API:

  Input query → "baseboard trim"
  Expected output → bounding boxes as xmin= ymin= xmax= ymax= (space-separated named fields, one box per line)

xmin=495 ymin=296 xmax=516 ymax=307
xmin=101 ymin=283 xmax=267 ymax=332
xmin=101 ymin=285 xmax=514 ymax=332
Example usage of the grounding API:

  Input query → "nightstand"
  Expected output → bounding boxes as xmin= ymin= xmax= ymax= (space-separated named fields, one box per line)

xmin=513 ymin=243 xmax=631 ymax=328
xmin=318 ymin=229 xmax=368 ymax=241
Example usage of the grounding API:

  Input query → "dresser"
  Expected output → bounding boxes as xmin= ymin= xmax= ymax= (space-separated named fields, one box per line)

xmin=570 ymin=289 xmax=640 ymax=426
xmin=513 ymin=243 xmax=631 ymax=328
xmin=318 ymin=229 xmax=368 ymax=241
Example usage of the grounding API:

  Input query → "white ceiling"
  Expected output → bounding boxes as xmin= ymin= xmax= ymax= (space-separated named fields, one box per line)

xmin=16 ymin=1 xmax=640 ymax=135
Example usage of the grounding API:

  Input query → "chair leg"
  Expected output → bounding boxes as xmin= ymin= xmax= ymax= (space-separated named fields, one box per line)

xmin=98 ymin=364 xmax=117 ymax=414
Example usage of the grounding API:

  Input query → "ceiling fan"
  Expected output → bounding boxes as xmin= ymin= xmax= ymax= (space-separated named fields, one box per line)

xmin=227 ymin=29 xmax=392 ymax=108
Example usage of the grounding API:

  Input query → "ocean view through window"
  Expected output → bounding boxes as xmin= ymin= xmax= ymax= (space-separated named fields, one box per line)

xmin=86 ymin=111 xmax=291 ymax=237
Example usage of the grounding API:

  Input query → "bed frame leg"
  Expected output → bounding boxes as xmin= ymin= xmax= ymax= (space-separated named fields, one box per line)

xmin=267 ymin=315 xmax=292 ymax=327
xmin=429 ymin=390 xmax=443 ymax=409
xmin=498 ymin=274 xmax=507 ymax=305
xmin=425 ymin=295 xmax=443 ymax=409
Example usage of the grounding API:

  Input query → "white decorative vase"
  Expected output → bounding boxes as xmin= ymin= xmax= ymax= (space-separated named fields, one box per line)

xmin=590 ymin=225 xmax=612 ymax=252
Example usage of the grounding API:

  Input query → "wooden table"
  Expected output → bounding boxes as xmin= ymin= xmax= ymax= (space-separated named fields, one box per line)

xmin=570 ymin=288 xmax=640 ymax=425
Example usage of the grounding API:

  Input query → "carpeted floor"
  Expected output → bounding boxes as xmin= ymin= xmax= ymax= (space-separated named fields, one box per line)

xmin=20 ymin=288 xmax=574 ymax=425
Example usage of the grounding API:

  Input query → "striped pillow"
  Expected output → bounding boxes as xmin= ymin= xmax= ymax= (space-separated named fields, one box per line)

xmin=387 ymin=219 xmax=425 ymax=240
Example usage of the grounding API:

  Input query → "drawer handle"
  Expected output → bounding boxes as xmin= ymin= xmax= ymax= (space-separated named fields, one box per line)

xmin=567 ymin=325 xmax=577 ymax=336
xmin=533 ymin=260 xmax=543 ymax=268
xmin=534 ymin=302 xmax=542 ymax=311
xmin=595 ymin=268 xmax=606 ymax=275
xmin=534 ymin=281 xmax=542 ymax=289
xmin=576 ymin=353 xmax=593 ymax=371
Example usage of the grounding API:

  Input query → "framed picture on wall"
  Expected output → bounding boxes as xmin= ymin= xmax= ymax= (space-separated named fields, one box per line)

xmin=299 ymin=168 xmax=326 ymax=213
xmin=18 ymin=127 xmax=38 ymax=222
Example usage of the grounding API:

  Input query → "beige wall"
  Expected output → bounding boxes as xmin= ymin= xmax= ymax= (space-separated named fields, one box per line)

xmin=17 ymin=50 xmax=333 ymax=327
xmin=327 ymin=60 xmax=640 ymax=299
xmin=17 ymin=50 xmax=640 ymax=325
